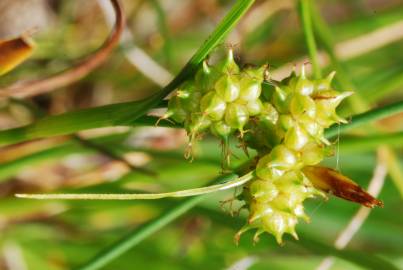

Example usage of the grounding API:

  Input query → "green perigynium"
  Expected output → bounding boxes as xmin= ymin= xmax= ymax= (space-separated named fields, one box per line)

xmin=163 ymin=49 xmax=267 ymax=163
xmin=236 ymin=67 xmax=352 ymax=244
xmin=164 ymin=50 xmax=353 ymax=244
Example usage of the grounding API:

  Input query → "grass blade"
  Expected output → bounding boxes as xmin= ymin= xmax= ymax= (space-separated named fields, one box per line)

xmin=298 ymin=0 xmax=321 ymax=79
xmin=16 ymin=172 xmax=253 ymax=200
xmin=308 ymin=0 xmax=368 ymax=113
xmin=325 ymin=101 xmax=403 ymax=138
xmin=1 ymin=101 xmax=401 ymax=182
xmin=0 ymin=106 xmax=171 ymax=146
xmin=198 ymin=207 xmax=400 ymax=270
xmin=1 ymin=99 xmax=401 ymax=147
xmin=339 ymin=132 xmax=403 ymax=152
xmin=299 ymin=236 xmax=399 ymax=270
xmin=75 ymin=173 xmax=237 ymax=270
xmin=0 ymin=0 xmax=255 ymax=146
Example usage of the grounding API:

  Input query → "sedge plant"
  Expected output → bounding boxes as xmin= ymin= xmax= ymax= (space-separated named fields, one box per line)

xmin=1 ymin=0 xmax=402 ymax=270
xmin=16 ymin=49 xmax=383 ymax=245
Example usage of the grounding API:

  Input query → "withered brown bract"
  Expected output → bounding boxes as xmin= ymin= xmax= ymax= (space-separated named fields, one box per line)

xmin=0 ymin=35 xmax=34 ymax=76
xmin=303 ymin=165 xmax=383 ymax=208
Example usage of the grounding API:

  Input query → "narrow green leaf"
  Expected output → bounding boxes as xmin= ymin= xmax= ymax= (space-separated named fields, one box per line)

xmin=339 ymin=132 xmax=403 ymax=152
xmin=0 ymin=0 xmax=255 ymax=147
xmin=367 ymin=69 xmax=403 ymax=102
xmin=308 ymin=1 xmax=369 ymax=113
xmin=0 ymin=143 xmax=85 ymax=181
xmin=150 ymin=0 xmax=173 ymax=66
xmin=325 ymin=101 xmax=403 ymax=138
xmin=197 ymin=207 xmax=400 ymax=270
xmin=16 ymin=172 xmax=253 ymax=200
xmin=299 ymin=236 xmax=399 ymax=270
xmin=0 ymin=132 xmax=220 ymax=182
xmin=2 ymin=102 xmax=402 ymax=182
xmin=0 ymin=133 xmax=128 ymax=182
xmin=298 ymin=0 xmax=321 ymax=79
xmin=0 ymin=108 xmax=172 ymax=146
xmin=74 ymin=173 xmax=237 ymax=270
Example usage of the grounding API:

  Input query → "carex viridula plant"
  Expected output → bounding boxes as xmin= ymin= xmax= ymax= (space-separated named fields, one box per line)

xmin=163 ymin=49 xmax=381 ymax=244
xmin=17 ymin=48 xmax=382 ymax=244
xmin=162 ymin=49 xmax=266 ymax=167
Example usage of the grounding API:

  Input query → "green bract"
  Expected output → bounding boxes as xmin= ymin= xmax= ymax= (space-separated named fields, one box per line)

xmin=164 ymin=50 xmax=351 ymax=244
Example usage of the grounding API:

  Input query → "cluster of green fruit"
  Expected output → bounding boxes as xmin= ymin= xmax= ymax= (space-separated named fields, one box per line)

xmin=163 ymin=49 xmax=267 ymax=164
xmin=164 ymin=49 xmax=352 ymax=243
xmin=237 ymin=69 xmax=352 ymax=244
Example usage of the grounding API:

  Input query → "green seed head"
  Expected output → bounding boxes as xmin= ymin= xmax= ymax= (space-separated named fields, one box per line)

xmin=200 ymin=92 xmax=227 ymax=121
xmin=238 ymin=78 xmax=262 ymax=102
xmin=314 ymin=71 xmax=336 ymax=92
xmin=245 ymin=99 xmax=263 ymax=116
xmin=177 ymin=82 xmax=202 ymax=112
xmin=278 ymin=114 xmax=294 ymax=132
xmin=297 ymin=114 xmax=321 ymax=137
xmin=256 ymin=145 xmax=297 ymax=180
xmin=165 ymin=58 xmax=353 ymax=245
xmin=314 ymin=91 xmax=353 ymax=127
xmin=166 ymin=96 xmax=187 ymax=123
xmin=259 ymin=102 xmax=279 ymax=124
xmin=188 ymin=113 xmax=211 ymax=133
xmin=216 ymin=48 xmax=240 ymax=74
xmin=195 ymin=60 xmax=220 ymax=93
xmin=215 ymin=75 xmax=240 ymax=102
xmin=300 ymin=142 xmax=324 ymax=166
xmin=224 ymin=103 xmax=249 ymax=131
xmin=284 ymin=124 xmax=309 ymax=151
xmin=210 ymin=121 xmax=233 ymax=139
xmin=290 ymin=94 xmax=316 ymax=118
xmin=235 ymin=70 xmax=352 ymax=244
xmin=295 ymin=76 xmax=314 ymax=96
xmin=243 ymin=65 xmax=266 ymax=82
xmin=272 ymin=86 xmax=290 ymax=114
xmin=249 ymin=179 xmax=279 ymax=203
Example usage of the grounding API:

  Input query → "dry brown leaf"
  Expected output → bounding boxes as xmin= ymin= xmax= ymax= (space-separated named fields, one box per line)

xmin=303 ymin=165 xmax=383 ymax=208
xmin=0 ymin=35 xmax=34 ymax=76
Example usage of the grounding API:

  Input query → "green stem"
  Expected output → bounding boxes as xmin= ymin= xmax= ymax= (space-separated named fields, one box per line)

xmin=156 ymin=0 xmax=255 ymax=100
xmin=298 ymin=0 xmax=321 ymax=79
xmin=325 ymin=101 xmax=403 ymax=138
xmin=17 ymin=172 xmax=253 ymax=200
xmin=75 ymin=174 xmax=237 ymax=270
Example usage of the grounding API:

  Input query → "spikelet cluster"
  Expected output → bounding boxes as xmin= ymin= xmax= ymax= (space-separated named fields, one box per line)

xmin=163 ymin=49 xmax=266 ymax=163
xmin=164 ymin=49 xmax=352 ymax=244
xmin=237 ymin=69 xmax=353 ymax=244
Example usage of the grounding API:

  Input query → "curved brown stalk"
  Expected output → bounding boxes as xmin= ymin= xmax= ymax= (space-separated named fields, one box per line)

xmin=0 ymin=0 xmax=124 ymax=99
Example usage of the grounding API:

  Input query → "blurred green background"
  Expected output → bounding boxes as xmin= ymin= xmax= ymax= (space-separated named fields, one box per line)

xmin=0 ymin=0 xmax=402 ymax=269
